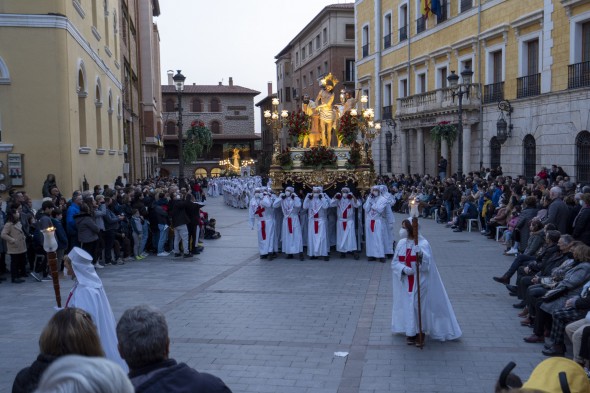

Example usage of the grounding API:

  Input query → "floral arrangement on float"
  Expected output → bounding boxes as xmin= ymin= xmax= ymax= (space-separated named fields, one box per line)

xmin=276 ymin=148 xmax=293 ymax=170
xmin=345 ymin=142 xmax=363 ymax=169
xmin=337 ymin=111 xmax=359 ymax=146
xmin=301 ymin=146 xmax=337 ymax=168
xmin=286 ymin=110 xmax=311 ymax=145
xmin=430 ymin=121 xmax=458 ymax=146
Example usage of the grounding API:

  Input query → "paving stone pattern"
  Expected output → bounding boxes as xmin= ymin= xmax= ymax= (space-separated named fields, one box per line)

xmin=0 ymin=196 xmax=545 ymax=392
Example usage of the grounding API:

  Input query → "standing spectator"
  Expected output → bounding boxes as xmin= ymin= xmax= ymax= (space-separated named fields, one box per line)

xmin=103 ymin=197 xmax=124 ymax=266
xmin=116 ymin=305 xmax=232 ymax=393
xmin=170 ymin=193 xmax=192 ymax=258
xmin=1 ymin=208 xmax=26 ymax=283
xmin=153 ymin=193 xmax=170 ymax=257
xmin=438 ymin=156 xmax=448 ymax=181
xmin=573 ymin=193 xmax=590 ymax=246
xmin=66 ymin=192 xmax=82 ymax=250
xmin=543 ymin=186 xmax=570 ymax=233
xmin=130 ymin=209 xmax=144 ymax=260
xmin=94 ymin=195 xmax=106 ymax=265
xmin=41 ymin=174 xmax=57 ymax=198
xmin=115 ymin=175 xmax=124 ymax=188
xmin=75 ymin=203 xmax=100 ymax=268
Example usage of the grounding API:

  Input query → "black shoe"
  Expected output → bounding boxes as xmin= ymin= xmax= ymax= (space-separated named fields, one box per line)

xmin=299 ymin=253 xmax=304 ymax=261
xmin=174 ymin=253 xmax=182 ymax=258
xmin=260 ymin=254 xmax=268 ymax=259
xmin=310 ymin=256 xmax=318 ymax=260
xmin=379 ymin=258 xmax=386 ymax=263
xmin=340 ymin=253 xmax=346 ymax=258
xmin=506 ymin=284 xmax=517 ymax=294
xmin=509 ymin=292 xmax=518 ymax=297
xmin=269 ymin=253 xmax=277 ymax=260
xmin=386 ymin=254 xmax=393 ymax=259
xmin=183 ymin=253 xmax=192 ymax=258
xmin=513 ymin=301 xmax=526 ymax=308
xmin=323 ymin=256 xmax=329 ymax=261
xmin=12 ymin=278 xmax=25 ymax=284
xmin=286 ymin=254 xmax=293 ymax=259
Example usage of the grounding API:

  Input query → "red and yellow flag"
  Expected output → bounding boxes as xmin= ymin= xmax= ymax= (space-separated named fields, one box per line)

xmin=421 ymin=0 xmax=431 ymax=18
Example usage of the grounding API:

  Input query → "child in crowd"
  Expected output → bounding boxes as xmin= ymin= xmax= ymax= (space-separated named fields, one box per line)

xmin=204 ymin=218 xmax=221 ymax=240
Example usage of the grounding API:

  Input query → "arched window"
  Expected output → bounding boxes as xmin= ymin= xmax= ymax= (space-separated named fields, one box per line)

xmin=165 ymin=99 xmax=175 ymax=112
xmin=210 ymin=97 xmax=221 ymax=112
xmin=166 ymin=121 xmax=176 ymax=135
xmin=210 ymin=120 xmax=221 ymax=134
xmin=523 ymin=134 xmax=536 ymax=183
xmin=194 ymin=168 xmax=207 ymax=178
xmin=490 ymin=137 xmax=501 ymax=170
xmin=576 ymin=131 xmax=590 ymax=183
xmin=211 ymin=168 xmax=222 ymax=177
xmin=192 ymin=99 xmax=202 ymax=112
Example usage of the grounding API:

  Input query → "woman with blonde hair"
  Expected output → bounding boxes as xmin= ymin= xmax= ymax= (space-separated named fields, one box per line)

xmin=12 ymin=307 xmax=105 ymax=393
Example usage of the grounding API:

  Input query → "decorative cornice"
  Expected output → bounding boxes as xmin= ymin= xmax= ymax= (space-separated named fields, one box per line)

xmin=96 ymin=148 xmax=106 ymax=155
xmin=430 ymin=46 xmax=451 ymax=60
xmin=392 ymin=62 xmax=409 ymax=73
xmin=357 ymin=74 xmax=372 ymax=84
xmin=109 ymin=149 xmax=116 ymax=155
xmin=479 ymin=24 xmax=510 ymax=44
xmin=0 ymin=14 xmax=122 ymax=90
xmin=410 ymin=55 xmax=430 ymax=67
xmin=79 ymin=147 xmax=91 ymax=154
xmin=511 ymin=10 xmax=544 ymax=38
xmin=561 ymin=0 xmax=590 ymax=18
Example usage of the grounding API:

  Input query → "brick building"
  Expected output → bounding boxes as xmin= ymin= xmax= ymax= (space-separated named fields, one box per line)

xmin=160 ymin=76 xmax=260 ymax=178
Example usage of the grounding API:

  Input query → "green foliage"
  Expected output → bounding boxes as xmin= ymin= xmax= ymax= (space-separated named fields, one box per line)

xmin=301 ymin=146 xmax=337 ymax=168
xmin=337 ymin=112 xmax=359 ymax=146
xmin=183 ymin=120 xmax=212 ymax=163
xmin=430 ymin=121 xmax=458 ymax=147
xmin=345 ymin=142 xmax=362 ymax=169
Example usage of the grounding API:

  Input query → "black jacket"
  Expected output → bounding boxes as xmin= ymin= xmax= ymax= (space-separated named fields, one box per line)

xmin=573 ymin=207 xmax=590 ymax=246
xmin=170 ymin=200 xmax=191 ymax=227
xmin=12 ymin=354 xmax=56 ymax=393
xmin=131 ymin=359 xmax=232 ymax=393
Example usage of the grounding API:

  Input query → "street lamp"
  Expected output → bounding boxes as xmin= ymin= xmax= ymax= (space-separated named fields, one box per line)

xmin=173 ymin=70 xmax=186 ymax=185
xmin=447 ymin=65 xmax=473 ymax=181
xmin=496 ymin=100 xmax=513 ymax=144
xmin=264 ymin=98 xmax=289 ymax=166
xmin=385 ymin=118 xmax=397 ymax=173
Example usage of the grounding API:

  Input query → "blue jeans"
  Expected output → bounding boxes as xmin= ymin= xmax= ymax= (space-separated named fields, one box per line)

xmin=157 ymin=224 xmax=168 ymax=254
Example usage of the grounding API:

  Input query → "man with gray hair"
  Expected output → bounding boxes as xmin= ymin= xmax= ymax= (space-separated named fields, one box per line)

xmin=543 ymin=186 xmax=570 ymax=233
xmin=116 ymin=305 xmax=232 ymax=393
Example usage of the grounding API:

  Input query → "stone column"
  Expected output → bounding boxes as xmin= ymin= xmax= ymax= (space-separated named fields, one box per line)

xmin=441 ymin=139 xmax=449 ymax=165
xmin=462 ymin=123 xmax=471 ymax=175
xmin=401 ymin=129 xmax=408 ymax=175
xmin=417 ymin=128 xmax=425 ymax=175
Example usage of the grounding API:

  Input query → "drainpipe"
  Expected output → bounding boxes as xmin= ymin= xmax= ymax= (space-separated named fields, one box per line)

xmin=477 ymin=0 xmax=483 ymax=171
xmin=407 ymin=1 xmax=412 ymax=176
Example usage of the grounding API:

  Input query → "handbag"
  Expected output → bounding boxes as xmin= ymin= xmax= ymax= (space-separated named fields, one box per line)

xmin=541 ymin=287 xmax=567 ymax=302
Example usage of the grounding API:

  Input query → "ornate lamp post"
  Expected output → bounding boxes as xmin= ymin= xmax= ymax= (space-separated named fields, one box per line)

xmin=385 ymin=118 xmax=398 ymax=173
xmin=447 ymin=66 xmax=473 ymax=181
xmin=173 ymin=70 xmax=186 ymax=184
xmin=350 ymin=95 xmax=381 ymax=164
xmin=264 ymin=98 xmax=288 ymax=165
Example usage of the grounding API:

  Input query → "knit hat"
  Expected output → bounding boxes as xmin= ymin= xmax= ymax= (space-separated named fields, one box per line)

xmin=522 ymin=358 xmax=590 ymax=392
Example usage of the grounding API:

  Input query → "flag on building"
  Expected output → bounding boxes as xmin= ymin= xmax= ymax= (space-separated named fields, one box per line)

xmin=431 ymin=0 xmax=442 ymax=18
xmin=421 ymin=0 xmax=431 ymax=19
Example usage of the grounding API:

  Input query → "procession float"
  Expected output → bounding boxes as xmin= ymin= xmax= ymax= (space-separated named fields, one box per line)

xmin=266 ymin=73 xmax=380 ymax=195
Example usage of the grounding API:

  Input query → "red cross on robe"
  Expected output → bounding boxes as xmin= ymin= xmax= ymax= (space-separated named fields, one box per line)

xmin=314 ymin=213 xmax=319 ymax=234
xmin=255 ymin=206 xmax=266 ymax=240
xmin=342 ymin=205 xmax=350 ymax=231
xmin=399 ymin=249 xmax=417 ymax=292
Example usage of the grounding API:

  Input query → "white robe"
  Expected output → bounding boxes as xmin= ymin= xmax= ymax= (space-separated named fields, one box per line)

xmin=273 ymin=196 xmax=303 ymax=254
xmin=66 ymin=261 xmax=128 ymax=372
xmin=391 ymin=237 xmax=462 ymax=341
xmin=303 ymin=195 xmax=330 ymax=256
xmin=364 ymin=196 xmax=387 ymax=258
xmin=330 ymin=196 xmax=360 ymax=253
xmin=249 ymin=196 xmax=275 ymax=255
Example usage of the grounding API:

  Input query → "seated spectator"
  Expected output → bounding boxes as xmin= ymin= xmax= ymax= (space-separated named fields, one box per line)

xmin=204 ymin=218 xmax=221 ymax=240
xmin=34 ymin=355 xmax=133 ymax=393
xmin=12 ymin=307 xmax=105 ymax=393
xmin=116 ymin=305 xmax=232 ymax=393
xmin=573 ymin=193 xmax=590 ymax=246
xmin=507 ymin=196 xmax=539 ymax=256
xmin=451 ymin=196 xmax=478 ymax=232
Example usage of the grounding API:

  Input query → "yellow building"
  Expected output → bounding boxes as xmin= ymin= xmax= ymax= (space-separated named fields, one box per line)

xmin=0 ymin=0 xmax=124 ymax=199
xmin=355 ymin=0 xmax=590 ymax=182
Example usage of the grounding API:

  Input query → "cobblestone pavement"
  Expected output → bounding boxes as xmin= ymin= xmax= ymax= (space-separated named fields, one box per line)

xmin=0 ymin=195 xmax=545 ymax=393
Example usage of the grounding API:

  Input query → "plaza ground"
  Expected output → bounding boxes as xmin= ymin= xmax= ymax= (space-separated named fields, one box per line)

xmin=0 ymin=195 xmax=545 ymax=393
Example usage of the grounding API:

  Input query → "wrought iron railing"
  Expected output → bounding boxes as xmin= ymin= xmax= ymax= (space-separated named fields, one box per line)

xmin=483 ymin=82 xmax=504 ymax=103
xmin=437 ymin=0 xmax=448 ymax=23
xmin=461 ymin=0 xmax=472 ymax=13
xmin=383 ymin=34 xmax=391 ymax=49
xmin=382 ymin=105 xmax=393 ymax=120
xmin=568 ymin=61 xmax=590 ymax=89
xmin=416 ymin=17 xmax=425 ymax=34
xmin=399 ymin=25 xmax=407 ymax=42
xmin=517 ymin=73 xmax=541 ymax=98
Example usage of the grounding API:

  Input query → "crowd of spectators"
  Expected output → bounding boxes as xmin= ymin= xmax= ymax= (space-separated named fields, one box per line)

xmin=377 ymin=164 xmax=590 ymax=377
xmin=0 ymin=175 xmax=216 ymax=285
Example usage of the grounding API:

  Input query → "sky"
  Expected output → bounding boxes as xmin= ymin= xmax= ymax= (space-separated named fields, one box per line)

xmin=156 ymin=0 xmax=354 ymax=132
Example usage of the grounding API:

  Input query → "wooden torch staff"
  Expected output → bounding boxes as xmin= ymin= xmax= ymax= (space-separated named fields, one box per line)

xmin=410 ymin=200 xmax=424 ymax=349
xmin=42 ymin=227 xmax=61 ymax=308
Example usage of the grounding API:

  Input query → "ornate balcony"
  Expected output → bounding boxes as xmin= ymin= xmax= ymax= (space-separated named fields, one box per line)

xmin=568 ymin=61 xmax=590 ymax=89
xmin=395 ymin=84 xmax=481 ymax=127
xmin=517 ymin=73 xmax=541 ymax=98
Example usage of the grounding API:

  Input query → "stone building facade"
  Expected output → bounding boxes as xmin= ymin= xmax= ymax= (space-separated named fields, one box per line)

xmin=0 ymin=0 xmax=124 ymax=199
xmin=160 ymin=76 xmax=260 ymax=178
xmin=355 ymin=0 xmax=590 ymax=183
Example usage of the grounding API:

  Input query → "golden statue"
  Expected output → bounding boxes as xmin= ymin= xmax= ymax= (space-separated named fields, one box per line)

xmin=315 ymin=73 xmax=338 ymax=147
xmin=301 ymin=94 xmax=320 ymax=148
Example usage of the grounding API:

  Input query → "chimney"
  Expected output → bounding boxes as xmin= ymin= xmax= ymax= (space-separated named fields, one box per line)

xmin=267 ymin=81 xmax=273 ymax=96
xmin=218 ymin=81 xmax=222 ymax=86
xmin=167 ymin=70 xmax=174 ymax=85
